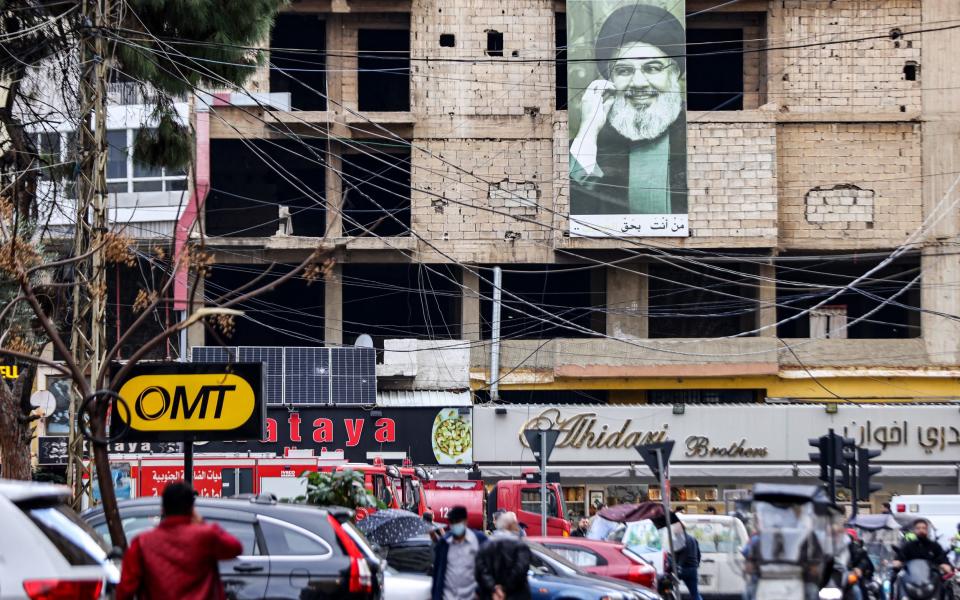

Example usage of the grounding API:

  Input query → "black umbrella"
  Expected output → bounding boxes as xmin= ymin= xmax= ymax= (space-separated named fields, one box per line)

xmin=356 ymin=509 xmax=433 ymax=546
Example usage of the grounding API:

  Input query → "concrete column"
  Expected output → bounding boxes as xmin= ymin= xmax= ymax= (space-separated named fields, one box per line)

xmin=324 ymin=263 xmax=343 ymax=345
xmin=758 ymin=260 xmax=777 ymax=337
xmin=185 ymin=274 xmax=205 ymax=350
xmin=606 ymin=264 xmax=648 ymax=338
xmin=460 ymin=268 xmax=481 ymax=341
xmin=325 ymin=139 xmax=343 ymax=238
xmin=921 ymin=0 xmax=960 ymax=364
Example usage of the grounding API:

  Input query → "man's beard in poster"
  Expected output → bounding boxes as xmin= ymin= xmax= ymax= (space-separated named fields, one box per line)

xmin=607 ymin=81 xmax=682 ymax=142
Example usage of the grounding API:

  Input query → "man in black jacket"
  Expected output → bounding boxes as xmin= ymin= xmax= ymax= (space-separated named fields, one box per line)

xmin=894 ymin=519 xmax=952 ymax=573
xmin=475 ymin=533 xmax=532 ymax=600
xmin=845 ymin=529 xmax=875 ymax=600
xmin=674 ymin=524 xmax=702 ymax=600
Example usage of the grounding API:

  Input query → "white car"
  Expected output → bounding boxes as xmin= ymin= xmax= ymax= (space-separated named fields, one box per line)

xmin=615 ymin=514 xmax=749 ymax=599
xmin=0 ymin=478 xmax=118 ymax=600
xmin=383 ymin=567 xmax=432 ymax=599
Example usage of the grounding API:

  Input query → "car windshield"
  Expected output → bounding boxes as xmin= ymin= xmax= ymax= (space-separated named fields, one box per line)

xmin=26 ymin=504 xmax=110 ymax=566
xmin=684 ymin=519 xmax=746 ymax=553
xmin=622 ymin=519 xmax=662 ymax=553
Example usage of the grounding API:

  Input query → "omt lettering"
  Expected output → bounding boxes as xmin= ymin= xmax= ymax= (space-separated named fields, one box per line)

xmin=119 ymin=373 xmax=255 ymax=432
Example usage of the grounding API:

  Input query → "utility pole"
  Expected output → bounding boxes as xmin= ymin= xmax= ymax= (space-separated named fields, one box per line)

xmin=67 ymin=0 xmax=111 ymax=510
xmin=489 ymin=266 xmax=502 ymax=402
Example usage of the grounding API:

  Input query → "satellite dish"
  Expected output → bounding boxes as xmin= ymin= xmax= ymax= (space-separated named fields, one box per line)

xmin=30 ymin=390 xmax=56 ymax=415
xmin=354 ymin=334 xmax=374 ymax=348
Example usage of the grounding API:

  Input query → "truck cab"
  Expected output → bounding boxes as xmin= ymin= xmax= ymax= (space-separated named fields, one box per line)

xmin=395 ymin=463 xmax=429 ymax=516
xmin=323 ymin=459 xmax=402 ymax=510
xmin=489 ymin=480 xmax=570 ymax=537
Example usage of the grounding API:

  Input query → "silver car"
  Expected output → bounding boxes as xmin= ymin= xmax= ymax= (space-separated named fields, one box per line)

xmin=0 ymin=479 xmax=118 ymax=600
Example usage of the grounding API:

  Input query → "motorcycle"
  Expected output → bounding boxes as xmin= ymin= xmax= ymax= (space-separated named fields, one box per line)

xmin=895 ymin=559 xmax=941 ymax=600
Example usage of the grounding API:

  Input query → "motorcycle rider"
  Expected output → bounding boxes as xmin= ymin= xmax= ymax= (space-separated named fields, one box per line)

xmin=844 ymin=528 xmax=875 ymax=600
xmin=892 ymin=519 xmax=953 ymax=597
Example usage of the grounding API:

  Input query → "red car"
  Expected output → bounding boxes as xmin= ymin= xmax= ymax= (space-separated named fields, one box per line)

xmin=527 ymin=536 xmax=657 ymax=590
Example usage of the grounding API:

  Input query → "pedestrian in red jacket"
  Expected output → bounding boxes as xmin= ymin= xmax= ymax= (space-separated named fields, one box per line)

xmin=116 ymin=482 xmax=243 ymax=600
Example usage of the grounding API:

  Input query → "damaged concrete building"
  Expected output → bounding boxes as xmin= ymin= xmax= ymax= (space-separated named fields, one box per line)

xmin=179 ymin=0 xmax=960 ymax=508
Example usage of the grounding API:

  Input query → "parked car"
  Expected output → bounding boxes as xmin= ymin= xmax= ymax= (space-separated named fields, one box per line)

xmin=383 ymin=566 xmax=431 ymax=599
xmin=82 ymin=494 xmax=383 ymax=599
xmin=528 ymin=536 xmax=657 ymax=589
xmin=0 ymin=478 xmax=118 ymax=600
xmin=382 ymin=535 xmax=659 ymax=600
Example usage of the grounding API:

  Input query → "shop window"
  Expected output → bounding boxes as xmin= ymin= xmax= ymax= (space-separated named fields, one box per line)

xmin=555 ymin=14 xmax=567 ymax=110
xmin=207 ymin=138 xmax=326 ymax=237
xmin=358 ymin=28 xmax=410 ymax=112
xmin=810 ymin=306 xmax=848 ymax=339
xmin=648 ymin=262 xmax=758 ymax=338
xmin=686 ymin=28 xmax=744 ymax=111
xmin=479 ymin=265 xmax=605 ymax=339
xmin=271 ymin=13 xmax=326 ymax=111
xmin=776 ymin=256 xmax=920 ymax=339
xmin=341 ymin=147 xmax=411 ymax=237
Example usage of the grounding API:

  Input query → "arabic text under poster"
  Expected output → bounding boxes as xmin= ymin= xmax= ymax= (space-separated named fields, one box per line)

xmin=567 ymin=0 xmax=688 ymax=237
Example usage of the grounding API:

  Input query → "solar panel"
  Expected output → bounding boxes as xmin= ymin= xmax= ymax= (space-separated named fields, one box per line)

xmin=283 ymin=347 xmax=329 ymax=405
xmin=191 ymin=346 xmax=238 ymax=362
xmin=330 ymin=347 xmax=376 ymax=404
xmin=238 ymin=347 xmax=285 ymax=405
xmin=191 ymin=346 xmax=376 ymax=405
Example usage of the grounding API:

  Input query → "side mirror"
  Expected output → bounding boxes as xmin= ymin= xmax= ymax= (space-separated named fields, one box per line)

xmin=107 ymin=546 xmax=124 ymax=561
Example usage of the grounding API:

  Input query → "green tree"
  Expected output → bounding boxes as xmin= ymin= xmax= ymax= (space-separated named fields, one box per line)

xmin=299 ymin=469 xmax=381 ymax=511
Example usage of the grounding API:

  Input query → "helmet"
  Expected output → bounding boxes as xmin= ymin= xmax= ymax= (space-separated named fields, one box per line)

xmin=846 ymin=528 xmax=859 ymax=542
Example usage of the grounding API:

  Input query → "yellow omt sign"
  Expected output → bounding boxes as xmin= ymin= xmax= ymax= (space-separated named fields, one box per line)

xmin=118 ymin=373 xmax=256 ymax=432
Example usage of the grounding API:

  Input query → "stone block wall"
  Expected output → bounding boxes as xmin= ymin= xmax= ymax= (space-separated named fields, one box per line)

xmin=773 ymin=0 xmax=922 ymax=113
xmin=777 ymin=122 xmax=922 ymax=248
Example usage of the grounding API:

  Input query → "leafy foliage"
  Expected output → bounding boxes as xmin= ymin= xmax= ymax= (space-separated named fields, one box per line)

xmin=298 ymin=468 xmax=381 ymax=510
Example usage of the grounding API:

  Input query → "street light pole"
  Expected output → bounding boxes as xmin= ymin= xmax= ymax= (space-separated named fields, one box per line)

xmin=540 ymin=431 xmax=548 ymax=535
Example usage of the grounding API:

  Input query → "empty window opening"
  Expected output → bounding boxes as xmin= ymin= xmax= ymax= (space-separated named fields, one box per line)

xmin=270 ymin=13 xmax=326 ymax=111
xmin=775 ymin=256 xmax=920 ymax=339
xmin=485 ymin=30 xmax=504 ymax=57
xmin=646 ymin=389 xmax=762 ymax=404
xmin=555 ymin=15 xmax=567 ymax=110
xmin=107 ymin=260 xmax=175 ymax=361
xmin=648 ymin=262 xmax=759 ymax=338
xmin=208 ymin=139 xmax=326 ymax=238
xmin=341 ymin=146 xmax=411 ymax=237
xmin=342 ymin=264 xmax=461 ymax=348
xmin=358 ymin=28 xmax=410 ymax=111
xmin=686 ymin=28 xmax=744 ymax=111
xmin=207 ymin=264 xmax=325 ymax=346
xmin=904 ymin=61 xmax=918 ymax=81
xmin=479 ymin=265 xmax=605 ymax=339
xmin=439 ymin=33 xmax=455 ymax=47
xmin=473 ymin=390 xmax=608 ymax=404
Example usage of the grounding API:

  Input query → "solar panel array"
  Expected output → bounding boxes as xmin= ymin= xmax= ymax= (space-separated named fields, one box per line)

xmin=190 ymin=346 xmax=376 ymax=405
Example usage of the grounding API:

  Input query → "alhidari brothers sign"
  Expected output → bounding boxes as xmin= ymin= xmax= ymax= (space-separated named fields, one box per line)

xmin=473 ymin=405 xmax=960 ymax=464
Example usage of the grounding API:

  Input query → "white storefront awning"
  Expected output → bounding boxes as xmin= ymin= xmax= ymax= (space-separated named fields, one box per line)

xmin=377 ymin=389 xmax=471 ymax=407
xmin=478 ymin=463 xmax=960 ymax=480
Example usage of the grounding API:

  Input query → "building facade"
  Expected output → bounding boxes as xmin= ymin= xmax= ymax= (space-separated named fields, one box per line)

xmin=31 ymin=0 xmax=960 ymax=510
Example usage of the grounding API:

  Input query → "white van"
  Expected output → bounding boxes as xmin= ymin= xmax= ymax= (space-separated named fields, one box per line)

xmin=615 ymin=514 xmax=749 ymax=599
xmin=889 ymin=494 xmax=960 ymax=549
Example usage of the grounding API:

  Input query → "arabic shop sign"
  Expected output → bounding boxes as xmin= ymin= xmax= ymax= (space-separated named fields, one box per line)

xmin=476 ymin=405 xmax=960 ymax=463
xmin=112 ymin=362 xmax=265 ymax=442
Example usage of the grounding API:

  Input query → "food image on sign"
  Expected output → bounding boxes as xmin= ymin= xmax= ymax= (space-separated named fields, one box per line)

xmin=431 ymin=408 xmax=473 ymax=465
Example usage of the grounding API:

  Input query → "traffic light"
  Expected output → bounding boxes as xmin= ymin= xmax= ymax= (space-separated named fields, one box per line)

xmin=857 ymin=447 xmax=882 ymax=499
xmin=808 ymin=435 xmax=832 ymax=483
xmin=836 ymin=437 xmax=857 ymax=489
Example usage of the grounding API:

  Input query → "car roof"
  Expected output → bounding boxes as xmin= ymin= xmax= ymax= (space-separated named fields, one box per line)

xmin=0 ymin=478 xmax=71 ymax=504
xmin=82 ymin=496 xmax=341 ymax=524
xmin=528 ymin=536 xmax=625 ymax=550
